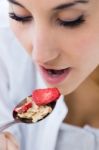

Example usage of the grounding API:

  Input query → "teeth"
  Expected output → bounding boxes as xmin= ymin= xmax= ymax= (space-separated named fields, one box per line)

xmin=47 ymin=69 xmax=65 ymax=75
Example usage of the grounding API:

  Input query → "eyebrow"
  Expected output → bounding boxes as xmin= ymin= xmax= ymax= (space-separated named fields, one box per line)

xmin=8 ymin=0 xmax=89 ymax=10
xmin=8 ymin=0 xmax=24 ymax=8
xmin=53 ymin=0 xmax=89 ymax=11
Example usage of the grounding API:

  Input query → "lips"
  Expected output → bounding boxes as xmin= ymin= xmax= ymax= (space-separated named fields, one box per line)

xmin=39 ymin=66 xmax=71 ymax=84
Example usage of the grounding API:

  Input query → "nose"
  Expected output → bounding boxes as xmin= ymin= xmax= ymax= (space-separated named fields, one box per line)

xmin=32 ymin=25 xmax=59 ymax=65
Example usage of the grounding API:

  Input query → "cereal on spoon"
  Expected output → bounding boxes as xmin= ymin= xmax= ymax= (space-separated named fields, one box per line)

xmin=14 ymin=88 xmax=60 ymax=123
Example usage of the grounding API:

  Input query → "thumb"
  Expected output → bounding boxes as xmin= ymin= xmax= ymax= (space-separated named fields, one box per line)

xmin=0 ymin=133 xmax=7 ymax=150
xmin=5 ymin=132 xmax=20 ymax=149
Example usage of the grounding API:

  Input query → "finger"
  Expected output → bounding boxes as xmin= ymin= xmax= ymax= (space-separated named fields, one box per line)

xmin=7 ymin=139 xmax=19 ymax=150
xmin=5 ymin=132 xmax=19 ymax=149
xmin=0 ymin=133 xmax=7 ymax=150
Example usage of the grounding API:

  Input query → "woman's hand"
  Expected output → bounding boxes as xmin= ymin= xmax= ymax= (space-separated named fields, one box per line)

xmin=0 ymin=132 xmax=19 ymax=150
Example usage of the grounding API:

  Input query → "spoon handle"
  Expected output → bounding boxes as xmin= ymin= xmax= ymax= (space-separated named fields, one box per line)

xmin=0 ymin=120 xmax=18 ymax=133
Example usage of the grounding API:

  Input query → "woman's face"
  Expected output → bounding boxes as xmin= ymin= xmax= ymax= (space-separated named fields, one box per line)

xmin=9 ymin=0 xmax=99 ymax=95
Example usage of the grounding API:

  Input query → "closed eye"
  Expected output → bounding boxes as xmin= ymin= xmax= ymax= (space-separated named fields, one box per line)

xmin=57 ymin=15 xmax=85 ymax=28
xmin=9 ymin=12 xmax=85 ymax=28
xmin=9 ymin=12 xmax=33 ymax=23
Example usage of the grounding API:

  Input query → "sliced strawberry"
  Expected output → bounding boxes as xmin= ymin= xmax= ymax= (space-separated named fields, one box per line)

xmin=23 ymin=101 xmax=32 ymax=111
xmin=32 ymin=88 xmax=60 ymax=106
xmin=15 ymin=101 xmax=32 ymax=113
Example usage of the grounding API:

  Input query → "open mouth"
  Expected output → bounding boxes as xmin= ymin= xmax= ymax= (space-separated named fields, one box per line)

xmin=47 ymin=68 xmax=66 ymax=76
xmin=39 ymin=66 xmax=71 ymax=84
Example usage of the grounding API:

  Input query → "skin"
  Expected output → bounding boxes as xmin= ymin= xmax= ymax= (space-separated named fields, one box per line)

xmin=0 ymin=132 xmax=19 ymax=150
xmin=8 ymin=0 xmax=99 ymax=127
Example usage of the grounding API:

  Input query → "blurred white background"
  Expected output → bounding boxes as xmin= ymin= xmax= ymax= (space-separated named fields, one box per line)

xmin=0 ymin=0 xmax=9 ymax=27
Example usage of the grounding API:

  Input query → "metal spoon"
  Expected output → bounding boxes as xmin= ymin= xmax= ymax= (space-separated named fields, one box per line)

xmin=0 ymin=96 xmax=56 ymax=133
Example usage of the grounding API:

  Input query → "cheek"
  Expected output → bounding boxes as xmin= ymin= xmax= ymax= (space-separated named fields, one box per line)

xmin=10 ymin=22 xmax=33 ymax=55
xmin=76 ymin=33 xmax=99 ymax=65
xmin=60 ymin=30 xmax=99 ymax=67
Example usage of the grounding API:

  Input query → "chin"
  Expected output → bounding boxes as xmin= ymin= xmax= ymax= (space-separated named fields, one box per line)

xmin=58 ymin=86 xmax=75 ymax=95
xmin=45 ymin=82 xmax=75 ymax=96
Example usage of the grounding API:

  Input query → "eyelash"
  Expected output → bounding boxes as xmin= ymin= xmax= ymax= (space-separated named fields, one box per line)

xmin=57 ymin=15 xmax=85 ymax=28
xmin=9 ymin=13 xmax=33 ymax=23
xmin=9 ymin=12 xmax=85 ymax=28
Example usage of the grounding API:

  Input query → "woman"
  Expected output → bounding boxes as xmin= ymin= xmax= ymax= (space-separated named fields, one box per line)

xmin=1 ymin=0 xmax=99 ymax=149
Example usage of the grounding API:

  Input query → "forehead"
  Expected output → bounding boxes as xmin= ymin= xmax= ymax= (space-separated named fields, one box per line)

xmin=9 ymin=0 xmax=99 ymax=15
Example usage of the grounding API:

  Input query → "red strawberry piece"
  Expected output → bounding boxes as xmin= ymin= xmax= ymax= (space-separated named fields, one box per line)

xmin=32 ymin=88 xmax=60 ymax=106
xmin=15 ymin=101 xmax=32 ymax=113
xmin=23 ymin=101 xmax=32 ymax=111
